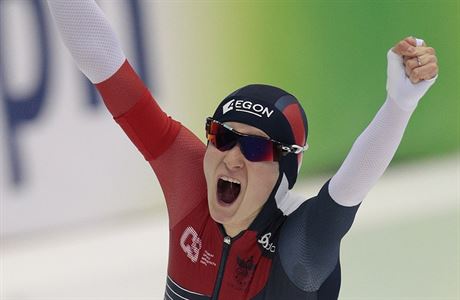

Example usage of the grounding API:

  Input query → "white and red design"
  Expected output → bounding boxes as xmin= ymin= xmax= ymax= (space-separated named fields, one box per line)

xmin=180 ymin=226 xmax=202 ymax=263
xmin=200 ymin=250 xmax=217 ymax=267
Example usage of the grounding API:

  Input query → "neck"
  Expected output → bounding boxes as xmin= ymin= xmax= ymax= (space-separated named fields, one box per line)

xmin=223 ymin=221 xmax=250 ymax=238
xmin=223 ymin=226 xmax=242 ymax=238
xmin=222 ymin=205 xmax=264 ymax=237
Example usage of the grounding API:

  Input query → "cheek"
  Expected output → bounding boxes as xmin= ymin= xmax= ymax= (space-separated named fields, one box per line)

xmin=255 ymin=163 xmax=279 ymax=186
xmin=203 ymin=148 xmax=212 ymax=184
xmin=203 ymin=146 xmax=220 ymax=186
xmin=246 ymin=163 xmax=279 ymax=204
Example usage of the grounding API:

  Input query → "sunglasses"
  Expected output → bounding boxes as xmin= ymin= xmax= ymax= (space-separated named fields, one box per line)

xmin=205 ymin=117 xmax=308 ymax=162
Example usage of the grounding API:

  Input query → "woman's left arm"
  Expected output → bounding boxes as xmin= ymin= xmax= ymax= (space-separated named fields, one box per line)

xmin=329 ymin=36 xmax=439 ymax=207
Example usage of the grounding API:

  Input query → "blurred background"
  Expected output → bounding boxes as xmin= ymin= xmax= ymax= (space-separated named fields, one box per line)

xmin=1 ymin=0 xmax=458 ymax=299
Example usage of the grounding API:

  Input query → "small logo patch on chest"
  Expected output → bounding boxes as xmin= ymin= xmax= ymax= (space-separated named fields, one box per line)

xmin=258 ymin=232 xmax=276 ymax=253
xmin=233 ymin=255 xmax=256 ymax=290
xmin=180 ymin=226 xmax=202 ymax=263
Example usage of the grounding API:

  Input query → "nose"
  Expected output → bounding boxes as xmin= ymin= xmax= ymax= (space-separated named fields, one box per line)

xmin=223 ymin=143 xmax=245 ymax=170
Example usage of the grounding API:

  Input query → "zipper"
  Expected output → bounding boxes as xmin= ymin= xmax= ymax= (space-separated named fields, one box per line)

xmin=211 ymin=235 xmax=232 ymax=300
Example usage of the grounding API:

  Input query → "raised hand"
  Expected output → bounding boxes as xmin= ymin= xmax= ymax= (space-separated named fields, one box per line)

xmin=386 ymin=36 xmax=438 ymax=111
xmin=393 ymin=37 xmax=438 ymax=83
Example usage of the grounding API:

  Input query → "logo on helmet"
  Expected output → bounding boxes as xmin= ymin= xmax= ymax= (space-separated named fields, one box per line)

xmin=223 ymin=99 xmax=274 ymax=118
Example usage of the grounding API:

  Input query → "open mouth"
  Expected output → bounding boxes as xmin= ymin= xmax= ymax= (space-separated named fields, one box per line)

xmin=217 ymin=176 xmax=241 ymax=205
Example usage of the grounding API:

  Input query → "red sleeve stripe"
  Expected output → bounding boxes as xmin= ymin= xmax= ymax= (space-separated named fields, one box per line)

xmin=114 ymin=93 xmax=181 ymax=161
xmin=96 ymin=60 xmax=181 ymax=160
xmin=96 ymin=60 xmax=148 ymax=118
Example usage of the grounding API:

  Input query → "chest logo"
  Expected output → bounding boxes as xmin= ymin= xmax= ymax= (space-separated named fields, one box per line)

xmin=234 ymin=256 xmax=256 ymax=290
xmin=258 ymin=232 xmax=276 ymax=253
xmin=180 ymin=226 xmax=202 ymax=263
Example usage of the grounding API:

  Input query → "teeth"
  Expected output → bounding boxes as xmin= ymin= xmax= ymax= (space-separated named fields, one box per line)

xmin=219 ymin=176 xmax=241 ymax=185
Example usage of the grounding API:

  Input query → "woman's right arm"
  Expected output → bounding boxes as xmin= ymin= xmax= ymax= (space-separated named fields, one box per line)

xmin=47 ymin=0 xmax=154 ymax=117
xmin=47 ymin=0 xmax=207 ymax=228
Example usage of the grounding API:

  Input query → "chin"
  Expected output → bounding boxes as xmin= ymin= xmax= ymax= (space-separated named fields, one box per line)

xmin=208 ymin=199 xmax=236 ymax=225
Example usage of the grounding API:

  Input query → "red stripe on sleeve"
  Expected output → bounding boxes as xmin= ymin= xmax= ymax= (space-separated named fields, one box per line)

xmin=96 ymin=60 xmax=147 ymax=117
xmin=96 ymin=60 xmax=181 ymax=160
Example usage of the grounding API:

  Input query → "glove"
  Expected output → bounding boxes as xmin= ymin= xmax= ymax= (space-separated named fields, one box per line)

xmin=386 ymin=38 xmax=438 ymax=111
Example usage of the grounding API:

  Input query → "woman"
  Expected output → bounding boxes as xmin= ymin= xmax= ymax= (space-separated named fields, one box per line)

xmin=47 ymin=1 xmax=438 ymax=299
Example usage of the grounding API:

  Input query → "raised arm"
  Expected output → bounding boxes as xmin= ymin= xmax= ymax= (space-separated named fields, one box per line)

xmin=47 ymin=0 xmax=151 ymax=116
xmin=329 ymin=37 xmax=439 ymax=206
xmin=47 ymin=0 xmax=207 ymax=228
xmin=277 ymin=38 xmax=438 ymax=294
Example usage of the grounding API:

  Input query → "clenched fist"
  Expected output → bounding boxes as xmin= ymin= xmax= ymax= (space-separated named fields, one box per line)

xmin=392 ymin=36 xmax=439 ymax=83
xmin=386 ymin=36 xmax=438 ymax=111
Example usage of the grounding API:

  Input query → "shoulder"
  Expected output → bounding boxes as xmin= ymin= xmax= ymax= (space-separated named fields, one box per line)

xmin=285 ymin=179 xmax=361 ymax=221
xmin=276 ymin=179 xmax=360 ymax=291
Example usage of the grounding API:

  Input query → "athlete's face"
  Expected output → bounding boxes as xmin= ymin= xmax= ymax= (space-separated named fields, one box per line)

xmin=203 ymin=122 xmax=279 ymax=237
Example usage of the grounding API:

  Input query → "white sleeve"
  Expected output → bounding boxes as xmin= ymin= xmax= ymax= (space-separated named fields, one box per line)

xmin=329 ymin=39 xmax=438 ymax=207
xmin=47 ymin=0 xmax=126 ymax=83
xmin=329 ymin=96 xmax=414 ymax=206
